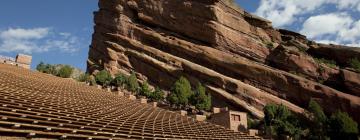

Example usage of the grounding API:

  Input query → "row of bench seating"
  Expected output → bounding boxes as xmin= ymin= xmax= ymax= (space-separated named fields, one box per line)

xmin=0 ymin=64 xmax=261 ymax=139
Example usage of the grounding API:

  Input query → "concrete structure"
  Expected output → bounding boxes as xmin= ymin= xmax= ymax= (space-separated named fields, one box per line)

xmin=140 ymin=98 xmax=147 ymax=104
xmin=0 ymin=54 xmax=32 ymax=69
xmin=209 ymin=107 xmax=248 ymax=132
xmin=195 ymin=115 xmax=207 ymax=122
xmin=180 ymin=110 xmax=187 ymax=116
xmin=248 ymin=129 xmax=259 ymax=136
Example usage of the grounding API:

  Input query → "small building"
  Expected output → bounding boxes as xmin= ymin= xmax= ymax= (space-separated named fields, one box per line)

xmin=15 ymin=54 xmax=32 ymax=69
xmin=0 ymin=54 xmax=32 ymax=69
xmin=209 ymin=107 xmax=248 ymax=132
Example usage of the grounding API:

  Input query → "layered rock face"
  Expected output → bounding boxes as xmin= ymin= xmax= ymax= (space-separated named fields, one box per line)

xmin=88 ymin=0 xmax=360 ymax=122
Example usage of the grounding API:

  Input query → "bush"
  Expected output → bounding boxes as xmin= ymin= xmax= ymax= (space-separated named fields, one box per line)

xmin=112 ymin=73 xmax=127 ymax=88
xmin=139 ymin=81 xmax=151 ymax=97
xmin=190 ymin=83 xmax=211 ymax=111
xmin=95 ymin=70 xmax=113 ymax=87
xmin=328 ymin=111 xmax=358 ymax=140
xmin=57 ymin=65 xmax=73 ymax=78
xmin=149 ymin=87 xmax=165 ymax=102
xmin=126 ymin=72 xmax=139 ymax=93
xmin=77 ymin=73 xmax=91 ymax=83
xmin=168 ymin=76 xmax=193 ymax=108
xmin=315 ymin=58 xmax=337 ymax=68
xmin=349 ymin=58 xmax=360 ymax=72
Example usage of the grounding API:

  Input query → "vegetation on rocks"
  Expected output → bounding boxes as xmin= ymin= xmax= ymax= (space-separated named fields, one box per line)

xmin=36 ymin=62 xmax=74 ymax=78
xmin=139 ymin=81 xmax=151 ymax=97
xmin=168 ymin=76 xmax=193 ymax=108
xmin=314 ymin=58 xmax=337 ymax=68
xmin=112 ymin=73 xmax=127 ymax=88
xmin=149 ymin=87 xmax=165 ymax=101
xmin=126 ymin=72 xmax=140 ymax=93
xmin=36 ymin=62 xmax=58 ymax=75
xmin=95 ymin=70 xmax=113 ymax=87
xmin=191 ymin=83 xmax=212 ymax=111
xmin=168 ymin=77 xmax=212 ymax=112
xmin=349 ymin=58 xmax=360 ymax=72
xmin=263 ymin=104 xmax=302 ymax=139
xmin=57 ymin=65 xmax=73 ymax=78
xmin=77 ymin=73 xmax=91 ymax=83
xmin=262 ymin=100 xmax=358 ymax=140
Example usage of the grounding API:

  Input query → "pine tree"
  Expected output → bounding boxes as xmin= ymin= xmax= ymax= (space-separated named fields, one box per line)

xmin=127 ymin=72 xmax=139 ymax=93
xmin=168 ymin=76 xmax=193 ymax=108
xmin=190 ymin=83 xmax=211 ymax=111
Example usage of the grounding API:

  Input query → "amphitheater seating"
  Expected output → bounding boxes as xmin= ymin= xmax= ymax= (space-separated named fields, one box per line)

xmin=0 ymin=64 xmax=261 ymax=140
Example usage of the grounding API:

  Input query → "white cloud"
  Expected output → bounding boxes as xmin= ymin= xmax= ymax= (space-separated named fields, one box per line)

xmin=0 ymin=28 xmax=50 ymax=40
xmin=300 ymin=13 xmax=353 ymax=38
xmin=255 ymin=0 xmax=328 ymax=27
xmin=300 ymin=13 xmax=360 ymax=47
xmin=0 ymin=27 xmax=80 ymax=54
xmin=255 ymin=0 xmax=360 ymax=27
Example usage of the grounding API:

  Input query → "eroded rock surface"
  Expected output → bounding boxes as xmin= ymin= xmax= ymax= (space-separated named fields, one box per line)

xmin=88 ymin=0 xmax=360 ymax=122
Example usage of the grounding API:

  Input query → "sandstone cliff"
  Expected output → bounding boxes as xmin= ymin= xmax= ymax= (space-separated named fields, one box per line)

xmin=88 ymin=0 xmax=360 ymax=122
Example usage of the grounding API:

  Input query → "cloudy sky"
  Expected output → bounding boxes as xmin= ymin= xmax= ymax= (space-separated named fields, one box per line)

xmin=0 ymin=0 xmax=359 ymax=70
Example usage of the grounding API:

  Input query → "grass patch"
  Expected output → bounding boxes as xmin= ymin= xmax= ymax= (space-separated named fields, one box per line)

xmin=314 ymin=58 xmax=337 ymax=69
xmin=349 ymin=58 xmax=360 ymax=72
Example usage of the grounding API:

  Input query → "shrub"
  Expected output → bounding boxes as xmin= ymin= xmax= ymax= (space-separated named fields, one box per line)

xmin=315 ymin=58 xmax=337 ymax=68
xmin=126 ymin=72 xmax=139 ymax=93
xmin=349 ymin=58 xmax=360 ymax=72
xmin=77 ymin=73 xmax=91 ymax=83
xmin=139 ymin=81 xmax=151 ymax=97
xmin=149 ymin=87 xmax=165 ymax=102
xmin=112 ymin=73 xmax=127 ymax=88
xmin=328 ymin=111 xmax=358 ymax=140
xmin=95 ymin=70 xmax=113 ymax=87
xmin=168 ymin=76 xmax=193 ymax=108
xmin=57 ymin=65 xmax=73 ymax=78
xmin=190 ymin=83 xmax=211 ymax=111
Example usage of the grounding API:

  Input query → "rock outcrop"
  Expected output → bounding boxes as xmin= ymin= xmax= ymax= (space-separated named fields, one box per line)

xmin=88 ymin=0 xmax=360 ymax=122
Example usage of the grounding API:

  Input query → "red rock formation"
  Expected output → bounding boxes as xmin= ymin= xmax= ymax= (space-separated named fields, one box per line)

xmin=88 ymin=0 xmax=360 ymax=122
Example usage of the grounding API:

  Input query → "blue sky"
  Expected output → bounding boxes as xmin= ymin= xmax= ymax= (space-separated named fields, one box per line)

xmin=0 ymin=0 xmax=359 ymax=71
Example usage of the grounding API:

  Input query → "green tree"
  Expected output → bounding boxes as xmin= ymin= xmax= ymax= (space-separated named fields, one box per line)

xmin=327 ymin=111 xmax=358 ymax=140
xmin=190 ymin=83 xmax=211 ymax=111
xmin=139 ymin=81 xmax=151 ymax=97
xmin=95 ymin=70 xmax=113 ymax=87
xmin=168 ymin=76 xmax=193 ymax=108
xmin=57 ymin=65 xmax=73 ymax=78
xmin=149 ymin=87 xmax=165 ymax=101
xmin=112 ymin=73 xmax=127 ymax=88
xmin=264 ymin=104 xmax=302 ymax=139
xmin=126 ymin=72 xmax=139 ymax=93
xmin=308 ymin=99 xmax=328 ymax=140
xmin=36 ymin=62 xmax=47 ymax=72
